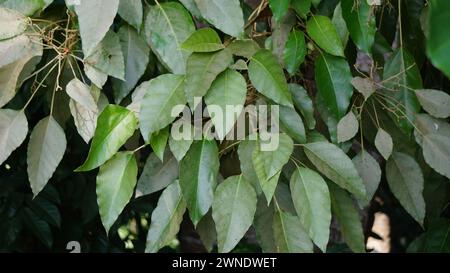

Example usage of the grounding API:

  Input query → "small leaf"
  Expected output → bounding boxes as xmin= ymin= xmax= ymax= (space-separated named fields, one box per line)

xmin=249 ymin=49 xmax=293 ymax=108
xmin=205 ymin=69 xmax=247 ymax=140
xmin=194 ymin=0 xmax=244 ymax=37
xmin=351 ymin=77 xmax=375 ymax=100
xmin=227 ymin=39 xmax=260 ymax=59
xmin=27 ymin=116 xmax=66 ymax=197
xmin=169 ymin=119 xmax=195 ymax=162
xmin=0 ymin=109 xmax=28 ymax=165
xmin=306 ymin=15 xmax=344 ymax=57
xmin=181 ymin=28 xmax=224 ymax=52
xmin=179 ymin=139 xmax=220 ymax=226
xmin=136 ymin=149 xmax=179 ymax=197
xmin=150 ymin=127 xmax=169 ymax=162
xmin=237 ymin=139 xmax=260 ymax=194
xmin=196 ymin=211 xmax=217 ymax=252
xmin=212 ymin=175 xmax=257 ymax=253
xmin=284 ymin=29 xmax=306 ymax=75
xmin=375 ymin=128 xmax=393 ymax=160
xmin=77 ymin=105 xmax=137 ymax=171
xmin=289 ymin=83 xmax=316 ymax=130
xmin=278 ymin=105 xmax=307 ymax=144
xmin=97 ymin=152 xmax=137 ymax=233
xmin=75 ymin=0 xmax=120 ymax=55
xmin=328 ymin=182 xmax=366 ymax=253
xmin=0 ymin=7 xmax=27 ymax=40
xmin=332 ymin=3 xmax=349 ymax=47
xmin=290 ymin=167 xmax=331 ymax=252
xmin=337 ymin=111 xmax=359 ymax=143
xmin=352 ymin=151 xmax=381 ymax=206
xmin=303 ymin=141 xmax=366 ymax=199
xmin=269 ymin=0 xmax=291 ymax=23
xmin=139 ymin=74 xmax=186 ymax=142
xmin=118 ymin=0 xmax=143 ymax=30
xmin=386 ymin=152 xmax=425 ymax=225
xmin=415 ymin=89 xmax=450 ymax=118
xmin=145 ymin=181 xmax=186 ymax=253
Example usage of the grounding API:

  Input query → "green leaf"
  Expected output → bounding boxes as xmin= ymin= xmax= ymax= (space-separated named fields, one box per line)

xmin=278 ymin=105 xmax=307 ymax=144
xmin=118 ymin=0 xmax=143 ymax=30
xmin=169 ymin=119 xmax=194 ymax=162
xmin=181 ymin=28 xmax=224 ymax=53
xmin=427 ymin=0 xmax=450 ymax=79
xmin=328 ymin=182 xmax=366 ymax=253
xmin=341 ymin=0 xmax=376 ymax=54
xmin=414 ymin=114 xmax=450 ymax=145
xmin=185 ymin=49 xmax=233 ymax=109
xmin=273 ymin=203 xmax=314 ymax=253
xmin=337 ymin=111 xmax=359 ymax=143
xmin=422 ymin=134 xmax=450 ymax=180
xmin=0 ymin=7 xmax=27 ymax=40
xmin=332 ymin=3 xmax=349 ymax=48
xmin=237 ymin=139 xmax=261 ymax=194
xmin=288 ymin=83 xmax=316 ymax=130
xmin=415 ymin=89 xmax=450 ymax=118
xmin=383 ymin=48 xmax=422 ymax=133
xmin=227 ymin=39 xmax=260 ymax=59
xmin=75 ymin=0 xmax=119 ymax=56
xmin=112 ymin=25 xmax=150 ymax=104
xmin=205 ymin=69 xmax=247 ymax=140
xmin=303 ymin=141 xmax=366 ymax=199
xmin=306 ymin=15 xmax=344 ymax=57
xmin=249 ymin=49 xmax=293 ymax=108
xmin=150 ymin=127 xmax=169 ymax=162
xmin=271 ymin=11 xmax=296 ymax=69
xmin=77 ymin=105 xmax=137 ymax=171
xmin=386 ymin=152 xmax=425 ymax=225
xmin=291 ymin=0 xmax=311 ymax=19
xmin=84 ymin=30 xmax=125 ymax=80
xmin=139 ymin=74 xmax=186 ymax=142
xmin=196 ymin=210 xmax=217 ymax=252
xmin=269 ymin=0 xmax=291 ymax=23
xmin=66 ymin=79 xmax=99 ymax=143
xmin=315 ymin=53 xmax=353 ymax=120
xmin=254 ymin=198 xmax=276 ymax=252
xmin=27 ymin=116 xmax=66 ymax=197
xmin=290 ymin=167 xmax=331 ymax=251
xmin=23 ymin=208 xmax=52 ymax=248
xmin=0 ymin=109 xmax=28 ymax=165
xmin=178 ymin=0 xmax=201 ymax=18
xmin=374 ymin=128 xmax=393 ymax=160
xmin=351 ymin=76 xmax=375 ymax=101
xmin=144 ymin=2 xmax=195 ymax=74
xmin=145 ymin=181 xmax=186 ymax=253
xmin=194 ymin=0 xmax=244 ymax=37
xmin=284 ymin=29 xmax=306 ymax=75
xmin=212 ymin=175 xmax=257 ymax=253
xmin=1 ymin=0 xmax=53 ymax=16
xmin=230 ymin=59 xmax=248 ymax=70
xmin=179 ymin=139 xmax=219 ymax=226
xmin=411 ymin=218 xmax=450 ymax=252
xmin=352 ymin=151 xmax=381 ymax=206
xmin=96 ymin=152 xmax=137 ymax=233
xmin=0 ymin=35 xmax=34 ymax=68
xmin=136 ymin=149 xmax=178 ymax=197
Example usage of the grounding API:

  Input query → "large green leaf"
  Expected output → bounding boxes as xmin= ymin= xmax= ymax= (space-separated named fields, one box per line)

xmin=386 ymin=152 xmax=425 ymax=225
xmin=254 ymin=198 xmax=276 ymax=252
xmin=205 ymin=69 xmax=247 ymax=140
xmin=194 ymin=0 xmax=244 ymax=37
xmin=383 ymin=48 xmax=422 ymax=133
xmin=150 ymin=127 xmax=169 ymax=162
xmin=0 ymin=7 xmax=27 ymax=40
xmin=341 ymin=0 xmax=376 ymax=54
xmin=118 ymin=0 xmax=143 ymax=30
xmin=332 ymin=3 xmax=349 ymax=48
xmin=145 ymin=181 xmax=186 ymax=253
xmin=237 ymin=139 xmax=260 ymax=194
xmin=179 ymin=139 xmax=219 ymax=226
xmin=248 ymin=49 xmax=293 ymax=108
xmin=278 ymin=105 xmax=307 ymax=144
xmin=185 ymin=49 xmax=233 ymax=109
xmin=273 ymin=202 xmax=314 ymax=253
xmin=328 ymin=182 xmax=366 ymax=253
xmin=139 ymin=74 xmax=186 ymax=142
xmin=352 ymin=150 xmax=381 ymax=206
xmin=269 ymin=0 xmax=291 ymax=23
xmin=112 ymin=25 xmax=150 ymax=104
xmin=306 ymin=15 xmax=344 ymax=57
xmin=181 ymin=28 xmax=224 ymax=53
xmin=169 ymin=119 xmax=194 ymax=162
xmin=290 ymin=167 xmax=331 ymax=251
xmin=136 ymin=149 xmax=178 ymax=197
xmin=1 ymin=0 xmax=53 ymax=16
xmin=212 ymin=175 xmax=257 ymax=253
xmin=0 ymin=109 xmax=28 ymax=165
xmin=422 ymin=134 xmax=450 ymax=180
xmin=77 ymin=105 xmax=137 ymax=171
xmin=427 ymin=0 xmax=450 ymax=79
xmin=415 ymin=89 xmax=450 ymax=119
xmin=75 ymin=0 xmax=119 ymax=56
xmin=284 ymin=29 xmax=306 ymax=75
xmin=315 ymin=53 xmax=353 ymax=120
xmin=27 ymin=116 xmax=66 ymax=197
xmin=178 ymin=0 xmax=201 ymax=18
xmin=84 ymin=30 xmax=125 ymax=80
xmin=96 ymin=152 xmax=137 ymax=233
xmin=0 ymin=34 xmax=33 ymax=68
xmin=144 ymin=2 xmax=195 ymax=74
xmin=196 ymin=211 xmax=217 ymax=252
xmin=289 ymin=83 xmax=316 ymax=130
xmin=303 ymin=142 xmax=366 ymax=199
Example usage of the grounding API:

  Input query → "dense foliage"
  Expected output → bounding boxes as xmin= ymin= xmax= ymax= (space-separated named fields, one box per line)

xmin=0 ymin=0 xmax=449 ymax=253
